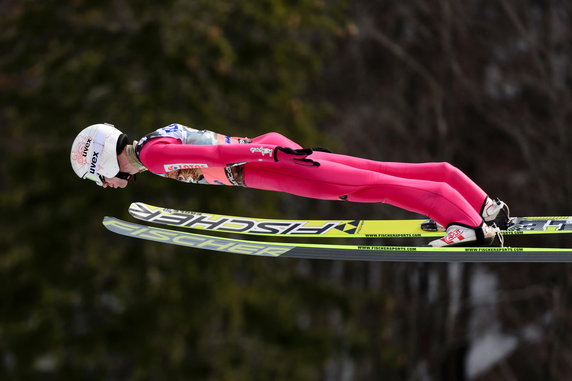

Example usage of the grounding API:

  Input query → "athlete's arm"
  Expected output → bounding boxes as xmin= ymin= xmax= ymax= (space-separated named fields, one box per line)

xmin=139 ymin=137 xmax=316 ymax=173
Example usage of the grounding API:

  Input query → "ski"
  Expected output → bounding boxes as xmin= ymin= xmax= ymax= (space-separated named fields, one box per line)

xmin=129 ymin=202 xmax=572 ymax=238
xmin=103 ymin=216 xmax=572 ymax=263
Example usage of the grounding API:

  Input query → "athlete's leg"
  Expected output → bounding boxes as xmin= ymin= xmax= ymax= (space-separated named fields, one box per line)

xmin=248 ymin=134 xmax=487 ymax=220
xmin=243 ymin=160 xmax=483 ymax=228
xmin=310 ymin=152 xmax=487 ymax=212
xmin=249 ymin=137 xmax=487 ymax=212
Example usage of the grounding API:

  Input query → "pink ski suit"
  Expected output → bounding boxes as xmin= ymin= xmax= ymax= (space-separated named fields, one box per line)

xmin=137 ymin=124 xmax=487 ymax=228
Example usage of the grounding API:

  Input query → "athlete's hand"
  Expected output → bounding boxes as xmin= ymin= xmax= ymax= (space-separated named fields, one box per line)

xmin=273 ymin=147 xmax=320 ymax=167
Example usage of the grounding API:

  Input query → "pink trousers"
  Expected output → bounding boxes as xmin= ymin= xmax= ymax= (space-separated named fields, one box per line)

xmin=244 ymin=133 xmax=487 ymax=228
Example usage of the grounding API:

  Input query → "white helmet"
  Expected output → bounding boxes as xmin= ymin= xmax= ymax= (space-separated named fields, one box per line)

xmin=70 ymin=123 xmax=125 ymax=186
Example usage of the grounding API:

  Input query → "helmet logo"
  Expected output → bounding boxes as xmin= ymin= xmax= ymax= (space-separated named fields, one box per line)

xmin=89 ymin=151 xmax=100 ymax=175
xmin=71 ymin=137 xmax=92 ymax=166
xmin=83 ymin=138 xmax=92 ymax=157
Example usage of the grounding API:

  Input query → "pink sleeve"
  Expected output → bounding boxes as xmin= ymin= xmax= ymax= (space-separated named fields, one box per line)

xmin=139 ymin=137 xmax=279 ymax=173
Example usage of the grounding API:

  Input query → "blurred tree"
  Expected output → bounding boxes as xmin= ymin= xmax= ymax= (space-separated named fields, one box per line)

xmin=2 ymin=0 xmax=572 ymax=380
xmin=0 ymin=0 xmax=355 ymax=380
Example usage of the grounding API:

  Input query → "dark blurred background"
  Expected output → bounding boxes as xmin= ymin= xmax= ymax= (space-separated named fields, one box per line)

xmin=2 ymin=1 xmax=572 ymax=380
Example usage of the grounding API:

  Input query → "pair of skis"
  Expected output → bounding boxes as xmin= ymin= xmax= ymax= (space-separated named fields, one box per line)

xmin=103 ymin=202 xmax=572 ymax=262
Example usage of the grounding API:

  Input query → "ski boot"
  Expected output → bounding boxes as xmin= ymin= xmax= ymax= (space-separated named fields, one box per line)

xmin=429 ymin=223 xmax=500 ymax=247
xmin=421 ymin=197 xmax=511 ymax=232
xmin=482 ymin=197 xmax=510 ymax=230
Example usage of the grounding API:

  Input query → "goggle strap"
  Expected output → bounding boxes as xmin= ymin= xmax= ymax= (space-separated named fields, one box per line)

xmin=116 ymin=172 xmax=136 ymax=182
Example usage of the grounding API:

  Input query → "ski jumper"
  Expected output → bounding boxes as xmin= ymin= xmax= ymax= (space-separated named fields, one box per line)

xmin=136 ymin=124 xmax=487 ymax=228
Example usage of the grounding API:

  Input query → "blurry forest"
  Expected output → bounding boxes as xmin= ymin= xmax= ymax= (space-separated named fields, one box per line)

xmin=2 ymin=0 xmax=572 ymax=380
